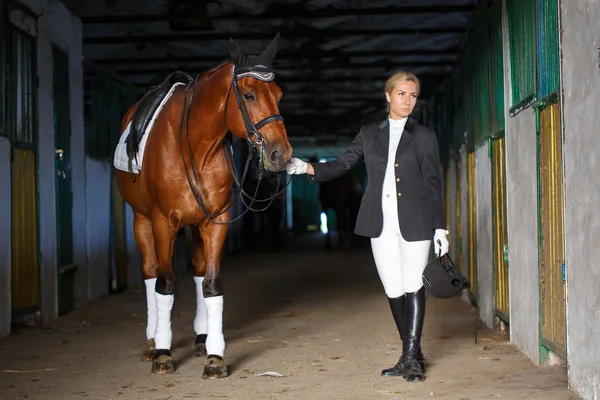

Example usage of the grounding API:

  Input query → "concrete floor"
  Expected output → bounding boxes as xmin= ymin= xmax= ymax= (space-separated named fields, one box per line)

xmin=0 ymin=234 xmax=580 ymax=400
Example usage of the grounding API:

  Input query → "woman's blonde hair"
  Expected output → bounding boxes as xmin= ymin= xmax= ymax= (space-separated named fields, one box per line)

xmin=385 ymin=71 xmax=420 ymax=94
xmin=384 ymin=71 xmax=420 ymax=111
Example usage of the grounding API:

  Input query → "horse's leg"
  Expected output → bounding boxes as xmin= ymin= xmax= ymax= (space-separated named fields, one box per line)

xmin=134 ymin=212 xmax=159 ymax=361
xmin=199 ymin=213 xmax=229 ymax=379
xmin=150 ymin=216 xmax=178 ymax=374
xmin=190 ymin=227 xmax=208 ymax=357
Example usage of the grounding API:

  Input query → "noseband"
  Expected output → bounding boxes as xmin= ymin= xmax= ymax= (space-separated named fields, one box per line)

xmin=178 ymin=66 xmax=291 ymax=225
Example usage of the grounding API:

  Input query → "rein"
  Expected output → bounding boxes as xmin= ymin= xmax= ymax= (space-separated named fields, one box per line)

xmin=177 ymin=66 xmax=292 ymax=225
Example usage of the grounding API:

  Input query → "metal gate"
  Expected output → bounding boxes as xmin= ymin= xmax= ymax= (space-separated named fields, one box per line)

xmin=539 ymin=103 xmax=566 ymax=359
xmin=467 ymin=152 xmax=477 ymax=299
xmin=492 ymin=137 xmax=509 ymax=321
xmin=8 ymin=11 xmax=39 ymax=314
xmin=53 ymin=47 xmax=76 ymax=315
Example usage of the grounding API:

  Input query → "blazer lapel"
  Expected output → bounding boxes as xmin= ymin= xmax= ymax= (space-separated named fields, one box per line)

xmin=376 ymin=119 xmax=390 ymax=162
xmin=395 ymin=118 xmax=414 ymax=162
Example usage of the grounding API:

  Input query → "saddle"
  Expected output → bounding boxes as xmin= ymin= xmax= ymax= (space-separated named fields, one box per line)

xmin=126 ymin=71 xmax=195 ymax=159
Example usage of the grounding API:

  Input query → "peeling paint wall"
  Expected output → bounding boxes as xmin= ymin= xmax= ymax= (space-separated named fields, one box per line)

xmin=475 ymin=142 xmax=494 ymax=329
xmin=561 ymin=0 xmax=600 ymax=398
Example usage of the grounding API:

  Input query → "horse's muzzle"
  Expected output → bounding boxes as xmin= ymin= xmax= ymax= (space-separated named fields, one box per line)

xmin=265 ymin=143 xmax=292 ymax=172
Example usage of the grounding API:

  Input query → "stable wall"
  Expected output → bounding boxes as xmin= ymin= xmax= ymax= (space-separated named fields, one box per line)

xmin=475 ymin=143 xmax=494 ymax=329
xmin=18 ymin=0 xmax=85 ymax=324
xmin=561 ymin=0 xmax=600 ymax=398
xmin=85 ymin=159 xmax=112 ymax=300
xmin=501 ymin=0 xmax=541 ymax=365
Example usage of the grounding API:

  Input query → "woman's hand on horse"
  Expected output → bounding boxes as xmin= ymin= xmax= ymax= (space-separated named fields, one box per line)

xmin=286 ymin=157 xmax=312 ymax=175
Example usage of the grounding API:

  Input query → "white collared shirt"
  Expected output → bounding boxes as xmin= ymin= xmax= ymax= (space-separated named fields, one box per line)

xmin=381 ymin=117 xmax=408 ymax=233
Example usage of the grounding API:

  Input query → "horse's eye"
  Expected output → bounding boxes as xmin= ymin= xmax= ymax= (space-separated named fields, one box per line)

xmin=243 ymin=93 xmax=255 ymax=101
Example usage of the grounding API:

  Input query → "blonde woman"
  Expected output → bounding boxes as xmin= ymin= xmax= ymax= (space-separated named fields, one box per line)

xmin=286 ymin=71 xmax=449 ymax=382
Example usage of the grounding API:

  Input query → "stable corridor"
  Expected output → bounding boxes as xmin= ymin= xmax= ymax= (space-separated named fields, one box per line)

xmin=0 ymin=238 xmax=577 ymax=400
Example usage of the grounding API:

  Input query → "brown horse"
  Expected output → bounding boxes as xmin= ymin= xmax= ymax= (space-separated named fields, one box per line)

xmin=114 ymin=34 xmax=292 ymax=378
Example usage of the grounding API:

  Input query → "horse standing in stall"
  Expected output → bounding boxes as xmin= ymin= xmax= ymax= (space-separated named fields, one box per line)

xmin=319 ymin=173 xmax=362 ymax=250
xmin=113 ymin=34 xmax=292 ymax=378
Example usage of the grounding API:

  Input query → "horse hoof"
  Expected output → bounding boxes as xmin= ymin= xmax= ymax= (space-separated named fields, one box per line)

xmin=152 ymin=350 xmax=175 ymax=374
xmin=142 ymin=338 xmax=156 ymax=362
xmin=195 ymin=334 xmax=207 ymax=357
xmin=195 ymin=343 xmax=207 ymax=357
xmin=202 ymin=355 xmax=228 ymax=379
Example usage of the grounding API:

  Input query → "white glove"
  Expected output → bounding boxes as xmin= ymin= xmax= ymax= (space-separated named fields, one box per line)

xmin=286 ymin=157 xmax=308 ymax=175
xmin=433 ymin=229 xmax=449 ymax=257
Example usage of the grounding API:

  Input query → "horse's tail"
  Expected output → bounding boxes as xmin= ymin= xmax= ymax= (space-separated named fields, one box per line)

xmin=171 ymin=226 xmax=193 ymax=318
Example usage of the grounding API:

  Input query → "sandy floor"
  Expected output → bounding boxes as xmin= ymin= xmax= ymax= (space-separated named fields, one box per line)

xmin=0 ymin=241 xmax=580 ymax=400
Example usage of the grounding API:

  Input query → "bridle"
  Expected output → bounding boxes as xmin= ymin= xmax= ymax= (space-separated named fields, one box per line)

xmin=178 ymin=65 xmax=292 ymax=225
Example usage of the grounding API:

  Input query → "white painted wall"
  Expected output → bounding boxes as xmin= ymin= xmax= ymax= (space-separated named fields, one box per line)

xmin=561 ymin=1 xmax=600 ymax=398
xmin=502 ymin=0 xmax=540 ymax=366
xmin=475 ymin=142 xmax=494 ymax=329
xmin=0 ymin=138 xmax=11 ymax=338
xmin=85 ymin=159 xmax=112 ymax=300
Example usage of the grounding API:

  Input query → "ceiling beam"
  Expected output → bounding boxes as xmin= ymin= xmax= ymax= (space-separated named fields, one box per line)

xmin=113 ymin=60 xmax=453 ymax=76
xmin=81 ymin=5 xmax=476 ymax=24
xmin=83 ymin=27 xmax=465 ymax=45
xmin=92 ymin=48 xmax=460 ymax=65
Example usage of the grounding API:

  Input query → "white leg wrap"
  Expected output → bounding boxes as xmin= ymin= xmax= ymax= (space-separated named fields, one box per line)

xmin=193 ymin=276 xmax=208 ymax=336
xmin=144 ymin=278 xmax=157 ymax=340
xmin=205 ymin=296 xmax=225 ymax=357
xmin=154 ymin=292 xmax=174 ymax=350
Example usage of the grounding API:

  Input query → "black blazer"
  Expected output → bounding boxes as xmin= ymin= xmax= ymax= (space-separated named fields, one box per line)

xmin=309 ymin=118 xmax=445 ymax=241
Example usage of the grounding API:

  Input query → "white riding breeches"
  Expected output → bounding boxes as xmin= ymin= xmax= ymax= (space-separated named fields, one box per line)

xmin=371 ymin=232 xmax=431 ymax=298
xmin=371 ymin=189 xmax=431 ymax=298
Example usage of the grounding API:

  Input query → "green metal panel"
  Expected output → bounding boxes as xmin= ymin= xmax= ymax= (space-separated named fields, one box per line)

xmin=53 ymin=46 xmax=76 ymax=315
xmin=473 ymin=4 xmax=491 ymax=141
xmin=490 ymin=1 xmax=505 ymax=133
xmin=507 ymin=0 xmax=536 ymax=110
xmin=536 ymin=0 xmax=560 ymax=102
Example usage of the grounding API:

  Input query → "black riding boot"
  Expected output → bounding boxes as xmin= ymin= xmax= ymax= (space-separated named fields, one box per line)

xmin=380 ymin=294 xmax=426 ymax=377
xmin=403 ymin=286 xmax=426 ymax=382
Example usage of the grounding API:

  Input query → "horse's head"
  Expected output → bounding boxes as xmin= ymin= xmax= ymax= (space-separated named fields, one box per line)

xmin=225 ymin=33 xmax=292 ymax=172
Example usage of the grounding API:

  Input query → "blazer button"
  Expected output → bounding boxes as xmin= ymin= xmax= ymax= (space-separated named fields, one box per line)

xmin=396 ymin=178 xmax=400 ymax=182
xmin=397 ymin=192 xmax=402 ymax=197
xmin=394 ymin=163 xmax=399 ymax=168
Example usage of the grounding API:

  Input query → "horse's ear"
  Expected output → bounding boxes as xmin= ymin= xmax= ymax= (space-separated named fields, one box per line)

xmin=229 ymin=37 xmax=246 ymax=66
xmin=260 ymin=32 xmax=280 ymax=65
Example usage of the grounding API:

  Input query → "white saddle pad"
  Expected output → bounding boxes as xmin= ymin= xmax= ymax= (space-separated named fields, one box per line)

xmin=113 ymin=82 xmax=185 ymax=174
